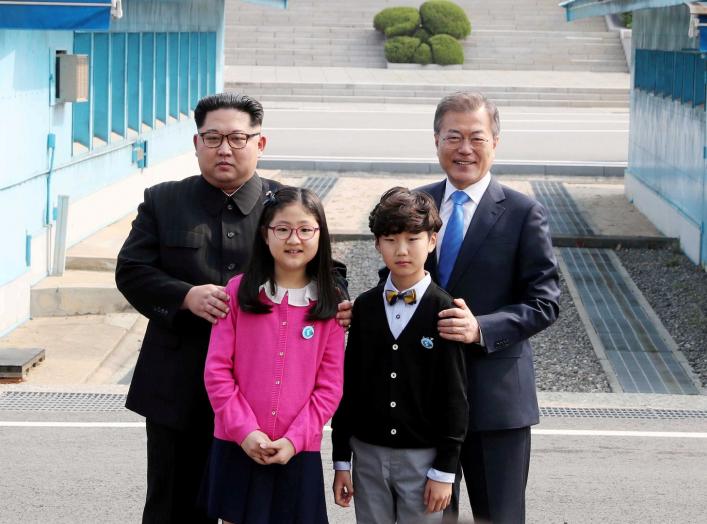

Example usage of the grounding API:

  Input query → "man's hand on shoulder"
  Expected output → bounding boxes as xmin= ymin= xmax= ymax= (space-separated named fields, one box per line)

xmin=438 ymin=298 xmax=480 ymax=344
xmin=182 ymin=284 xmax=230 ymax=324
xmin=336 ymin=299 xmax=353 ymax=329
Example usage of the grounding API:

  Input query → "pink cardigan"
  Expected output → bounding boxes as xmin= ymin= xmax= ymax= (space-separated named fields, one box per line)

xmin=204 ymin=274 xmax=345 ymax=453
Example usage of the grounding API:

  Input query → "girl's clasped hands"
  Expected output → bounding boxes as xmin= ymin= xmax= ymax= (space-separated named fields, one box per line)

xmin=240 ymin=430 xmax=296 ymax=465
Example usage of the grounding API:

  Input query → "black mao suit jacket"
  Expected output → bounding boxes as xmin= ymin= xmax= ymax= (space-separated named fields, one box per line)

xmin=116 ymin=174 xmax=280 ymax=430
xmin=418 ymin=177 xmax=560 ymax=431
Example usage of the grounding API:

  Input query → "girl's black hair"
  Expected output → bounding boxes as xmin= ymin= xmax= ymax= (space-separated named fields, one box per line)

xmin=238 ymin=186 xmax=338 ymax=320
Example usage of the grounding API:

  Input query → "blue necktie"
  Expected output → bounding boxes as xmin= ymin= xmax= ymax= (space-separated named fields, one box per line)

xmin=438 ymin=190 xmax=470 ymax=289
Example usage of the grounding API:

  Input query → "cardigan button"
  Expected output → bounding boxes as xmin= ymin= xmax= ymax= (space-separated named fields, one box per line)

xmin=390 ymin=428 xmax=397 ymax=435
xmin=275 ymin=380 xmax=280 ymax=385
xmin=390 ymin=401 xmax=396 ymax=408
xmin=271 ymin=411 xmax=276 ymax=416
xmin=392 ymin=344 xmax=398 ymax=350
xmin=390 ymin=372 xmax=397 ymax=379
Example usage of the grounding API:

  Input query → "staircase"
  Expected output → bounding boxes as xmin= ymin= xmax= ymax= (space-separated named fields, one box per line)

xmin=225 ymin=0 xmax=627 ymax=72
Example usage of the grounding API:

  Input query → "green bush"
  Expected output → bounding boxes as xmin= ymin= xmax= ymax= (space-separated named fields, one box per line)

xmin=420 ymin=0 xmax=471 ymax=39
xmin=429 ymin=34 xmax=464 ymax=65
xmin=414 ymin=42 xmax=432 ymax=65
xmin=374 ymin=7 xmax=421 ymax=37
xmin=384 ymin=36 xmax=422 ymax=63
xmin=413 ymin=27 xmax=431 ymax=43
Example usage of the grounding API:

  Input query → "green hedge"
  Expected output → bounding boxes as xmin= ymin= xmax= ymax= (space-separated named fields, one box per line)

xmin=429 ymin=34 xmax=464 ymax=65
xmin=420 ymin=0 xmax=471 ymax=39
xmin=374 ymin=7 xmax=421 ymax=37
xmin=384 ymin=36 xmax=422 ymax=63
xmin=413 ymin=27 xmax=430 ymax=43
xmin=414 ymin=42 xmax=432 ymax=65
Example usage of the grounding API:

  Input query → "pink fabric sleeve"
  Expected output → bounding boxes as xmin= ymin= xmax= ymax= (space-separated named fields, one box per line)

xmin=204 ymin=277 xmax=260 ymax=444
xmin=284 ymin=320 xmax=345 ymax=452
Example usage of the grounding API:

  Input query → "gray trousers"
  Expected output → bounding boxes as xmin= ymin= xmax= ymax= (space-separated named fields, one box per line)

xmin=350 ymin=437 xmax=445 ymax=524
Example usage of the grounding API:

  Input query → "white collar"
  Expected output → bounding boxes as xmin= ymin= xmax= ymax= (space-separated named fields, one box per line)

xmin=259 ymin=280 xmax=318 ymax=307
xmin=383 ymin=272 xmax=432 ymax=302
xmin=443 ymin=171 xmax=491 ymax=205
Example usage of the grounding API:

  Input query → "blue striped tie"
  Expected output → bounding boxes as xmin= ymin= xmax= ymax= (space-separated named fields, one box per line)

xmin=438 ymin=190 xmax=470 ymax=289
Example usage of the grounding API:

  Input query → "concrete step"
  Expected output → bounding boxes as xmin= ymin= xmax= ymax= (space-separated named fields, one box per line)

xmin=31 ymin=270 xmax=132 ymax=317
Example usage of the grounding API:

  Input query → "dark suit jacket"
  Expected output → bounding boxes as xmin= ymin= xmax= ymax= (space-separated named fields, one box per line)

xmin=418 ymin=177 xmax=560 ymax=432
xmin=116 ymin=173 xmax=281 ymax=430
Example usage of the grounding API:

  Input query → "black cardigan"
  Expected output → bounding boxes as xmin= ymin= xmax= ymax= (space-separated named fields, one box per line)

xmin=331 ymin=282 xmax=468 ymax=473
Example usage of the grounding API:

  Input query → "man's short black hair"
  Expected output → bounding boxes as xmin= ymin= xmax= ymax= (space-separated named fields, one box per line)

xmin=194 ymin=92 xmax=264 ymax=129
xmin=369 ymin=186 xmax=442 ymax=237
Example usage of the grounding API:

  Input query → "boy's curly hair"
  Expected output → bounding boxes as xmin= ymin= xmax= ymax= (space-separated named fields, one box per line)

xmin=369 ymin=186 xmax=442 ymax=237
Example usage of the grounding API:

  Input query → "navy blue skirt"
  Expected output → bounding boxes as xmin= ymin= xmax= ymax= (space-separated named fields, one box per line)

xmin=201 ymin=438 xmax=328 ymax=524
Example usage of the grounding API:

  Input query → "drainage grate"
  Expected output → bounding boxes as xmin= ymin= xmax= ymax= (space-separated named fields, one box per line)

xmin=531 ymin=181 xmax=594 ymax=236
xmin=302 ymin=176 xmax=338 ymax=200
xmin=0 ymin=391 xmax=127 ymax=412
xmin=540 ymin=406 xmax=707 ymax=420
xmin=561 ymin=247 xmax=699 ymax=395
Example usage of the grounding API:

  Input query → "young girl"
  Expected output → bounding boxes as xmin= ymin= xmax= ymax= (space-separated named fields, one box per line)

xmin=202 ymin=187 xmax=345 ymax=524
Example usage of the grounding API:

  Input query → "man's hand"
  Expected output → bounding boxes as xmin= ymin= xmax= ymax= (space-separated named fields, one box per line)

xmin=423 ymin=479 xmax=452 ymax=513
xmin=333 ymin=470 xmax=354 ymax=507
xmin=438 ymin=298 xmax=480 ymax=344
xmin=262 ymin=437 xmax=296 ymax=465
xmin=182 ymin=284 xmax=229 ymax=324
xmin=240 ymin=430 xmax=275 ymax=465
xmin=336 ymin=300 xmax=353 ymax=329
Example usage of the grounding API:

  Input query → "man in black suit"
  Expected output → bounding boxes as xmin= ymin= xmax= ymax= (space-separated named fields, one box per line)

xmin=116 ymin=93 xmax=282 ymax=523
xmin=418 ymin=92 xmax=560 ymax=523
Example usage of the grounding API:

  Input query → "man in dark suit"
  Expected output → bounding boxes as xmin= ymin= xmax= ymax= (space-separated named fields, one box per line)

xmin=418 ymin=92 xmax=560 ymax=523
xmin=116 ymin=93 xmax=281 ymax=523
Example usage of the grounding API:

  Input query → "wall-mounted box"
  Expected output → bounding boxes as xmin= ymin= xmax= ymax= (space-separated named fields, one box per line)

xmin=56 ymin=53 xmax=89 ymax=103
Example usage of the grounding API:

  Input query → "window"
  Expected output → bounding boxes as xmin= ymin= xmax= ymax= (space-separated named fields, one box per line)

xmin=634 ymin=49 xmax=706 ymax=108
xmin=71 ymin=30 xmax=217 ymax=156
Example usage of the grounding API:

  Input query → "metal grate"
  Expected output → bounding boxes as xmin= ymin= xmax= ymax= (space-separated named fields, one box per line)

xmin=0 ymin=391 xmax=127 ymax=412
xmin=540 ymin=406 xmax=707 ymax=420
xmin=302 ymin=176 xmax=338 ymax=200
xmin=531 ymin=181 xmax=594 ymax=236
xmin=561 ymin=247 xmax=699 ymax=395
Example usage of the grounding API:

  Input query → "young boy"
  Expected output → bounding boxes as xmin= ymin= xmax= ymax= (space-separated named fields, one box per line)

xmin=331 ymin=187 xmax=468 ymax=523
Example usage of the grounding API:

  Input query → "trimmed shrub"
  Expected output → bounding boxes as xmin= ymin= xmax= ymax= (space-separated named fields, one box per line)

xmin=414 ymin=42 xmax=432 ymax=65
xmin=420 ymin=0 xmax=471 ymax=39
xmin=413 ymin=27 xmax=431 ymax=43
xmin=384 ymin=36 xmax=422 ymax=63
xmin=374 ymin=7 xmax=421 ymax=37
xmin=429 ymin=34 xmax=464 ymax=65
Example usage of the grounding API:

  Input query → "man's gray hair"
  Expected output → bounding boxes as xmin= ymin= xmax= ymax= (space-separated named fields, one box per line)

xmin=433 ymin=91 xmax=501 ymax=138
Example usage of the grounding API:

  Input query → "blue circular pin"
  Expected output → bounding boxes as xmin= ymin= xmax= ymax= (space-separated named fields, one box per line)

xmin=302 ymin=325 xmax=315 ymax=340
xmin=421 ymin=337 xmax=434 ymax=349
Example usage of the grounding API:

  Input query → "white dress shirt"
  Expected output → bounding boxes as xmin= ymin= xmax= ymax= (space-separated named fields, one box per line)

xmin=333 ymin=272 xmax=455 ymax=484
xmin=436 ymin=172 xmax=492 ymax=262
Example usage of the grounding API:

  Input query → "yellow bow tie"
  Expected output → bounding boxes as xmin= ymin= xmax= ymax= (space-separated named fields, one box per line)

xmin=385 ymin=289 xmax=417 ymax=305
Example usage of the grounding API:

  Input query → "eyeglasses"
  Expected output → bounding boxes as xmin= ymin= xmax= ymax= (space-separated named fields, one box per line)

xmin=267 ymin=224 xmax=320 ymax=241
xmin=199 ymin=131 xmax=261 ymax=149
xmin=440 ymin=134 xmax=490 ymax=149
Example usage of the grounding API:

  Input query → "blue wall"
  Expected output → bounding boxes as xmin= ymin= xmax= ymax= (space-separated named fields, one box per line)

xmin=629 ymin=5 xmax=707 ymax=265
xmin=0 ymin=0 xmax=225 ymax=286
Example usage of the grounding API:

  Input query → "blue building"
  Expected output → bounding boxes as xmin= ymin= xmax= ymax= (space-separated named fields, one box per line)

xmin=561 ymin=1 xmax=707 ymax=269
xmin=0 ymin=0 xmax=228 ymax=334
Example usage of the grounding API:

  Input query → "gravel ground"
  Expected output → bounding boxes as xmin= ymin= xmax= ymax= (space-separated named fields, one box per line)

xmin=616 ymin=247 xmax=707 ymax=389
xmin=332 ymin=241 xmax=611 ymax=393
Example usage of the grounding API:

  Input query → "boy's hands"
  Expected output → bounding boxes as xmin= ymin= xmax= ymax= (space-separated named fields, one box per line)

xmin=333 ymin=470 xmax=354 ymax=507
xmin=262 ymin=437 xmax=296 ymax=465
xmin=423 ymin=479 xmax=452 ymax=513
xmin=240 ymin=430 xmax=276 ymax=465
xmin=336 ymin=300 xmax=353 ymax=329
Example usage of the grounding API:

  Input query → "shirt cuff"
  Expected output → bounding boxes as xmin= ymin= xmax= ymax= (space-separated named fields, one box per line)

xmin=333 ymin=461 xmax=351 ymax=471
xmin=478 ymin=326 xmax=486 ymax=347
xmin=426 ymin=468 xmax=456 ymax=483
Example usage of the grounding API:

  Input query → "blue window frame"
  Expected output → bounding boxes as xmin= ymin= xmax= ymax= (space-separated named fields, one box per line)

xmin=111 ymin=33 xmax=126 ymax=138
xmin=168 ymin=32 xmax=179 ymax=120
xmin=200 ymin=32 xmax=208 ymax=100
xmin=72 ymin=32 xmax=92 ymax=152
xmin=155 ymin=33 xmax=167 ymax=124
xmin=93 ymin=32 xmax=110 ymax=144
xmin=141 ymin=32 xmax=154 ymax=129
xmin=190 ymin=32 xmax=199 ymax=111
xmin=695 ymin=55 xmax=706 ymax=107
xmin=127 ymin=32 xmax=140 ymax=135
xmin=683 ymin=54 xmax=695 ymax=105
xmin=635 ymin=49 xmax=706 ymax=109
xmin=207 ymin=32 xmax=216 ymax=95
xmin=179 ymin=32 xmax=190 ymax=117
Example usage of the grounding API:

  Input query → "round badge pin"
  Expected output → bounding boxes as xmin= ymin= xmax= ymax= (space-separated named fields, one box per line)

xmin=302 ymin=325 xmax=315 ymax=340
xmin=421 ymin=336 xmax=434 ymax=349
